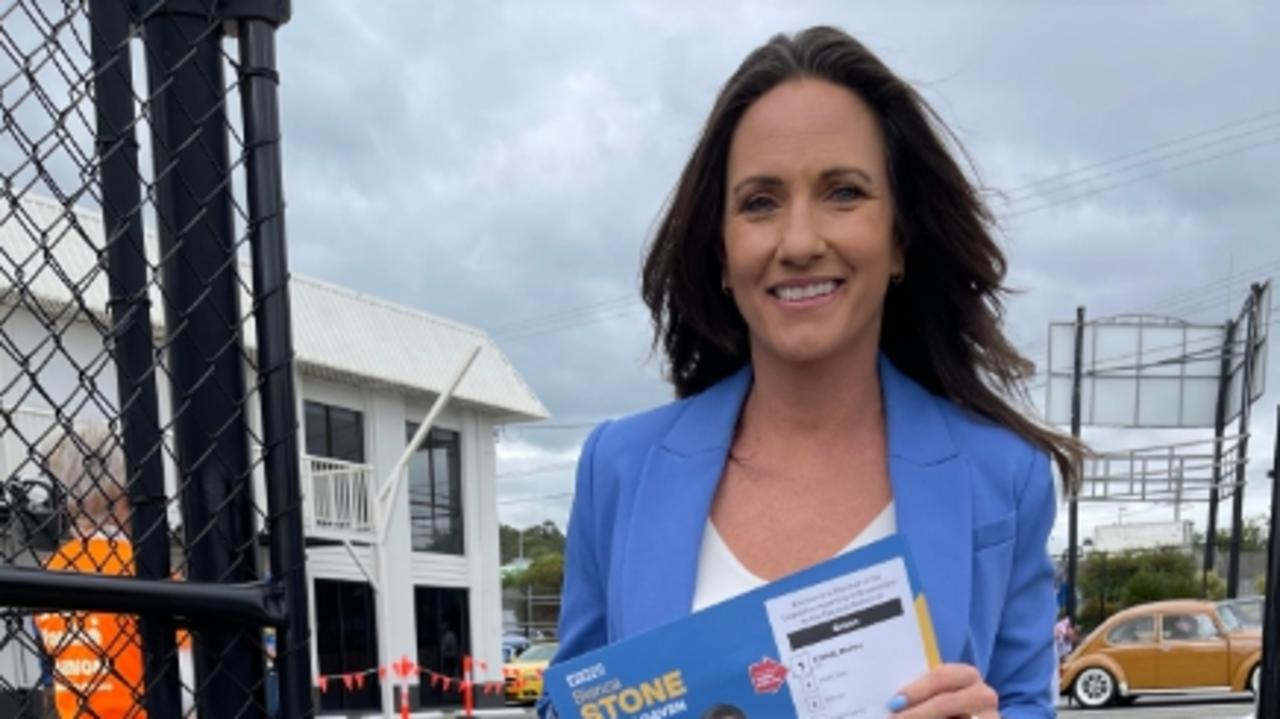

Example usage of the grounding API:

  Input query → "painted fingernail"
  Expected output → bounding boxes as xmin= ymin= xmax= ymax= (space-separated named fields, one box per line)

xmin=886 ymin=693 xmax=908 ymax=712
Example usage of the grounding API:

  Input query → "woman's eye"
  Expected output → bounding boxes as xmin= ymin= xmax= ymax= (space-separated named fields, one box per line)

xmin=742 ymin=195 xmax=777 ymax=214
xmin=828 ymin=185 xmax=864 ymax=203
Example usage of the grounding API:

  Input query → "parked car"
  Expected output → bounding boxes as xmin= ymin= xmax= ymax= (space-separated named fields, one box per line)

xmin=1060 ymin=599 xmax=1262 ymax=708
xmin=502 ymin=633 xmax=532 ymax=663
xmin=504 ymin=642 xmax=558 ymax=704
xmin=1218 ymin=596 xmax=1264 ymax=631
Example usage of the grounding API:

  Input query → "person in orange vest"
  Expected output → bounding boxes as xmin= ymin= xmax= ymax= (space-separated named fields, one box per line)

xmin=34 ymin=424 xmax=147 ymax=719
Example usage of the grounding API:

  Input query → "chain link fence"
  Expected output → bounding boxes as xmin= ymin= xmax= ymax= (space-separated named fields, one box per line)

xmin=0 ymin=1 xmax=309 ymax=716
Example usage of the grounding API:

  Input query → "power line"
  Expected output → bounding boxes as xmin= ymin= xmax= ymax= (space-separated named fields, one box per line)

xmin=500 ymin=303 xmax=646 ymax=341
xmin=1001 ymin=113 xmax=1280 ymax=201
xmin=1026 ymin=308 xmax=1279 ymax=395
xmin=1003 ymin=134 xmax=1280 ymax=219
xmin=496 ymin=461 xmax=578 ymax=480
xmin=497 ymin=492 xmax=574 ymax=506
xmin=1132 ymin=260 xmax=1280 ymax=315
xmin=490 ymin=295 xmax=637 ymax=336
xmin=508 ymin=421 xmax=600 ymax=431
xmin=1152 ymin=267 xmax=1280 ymax=321
xmin=1019 ymin=263 xmax=1277 ymax=360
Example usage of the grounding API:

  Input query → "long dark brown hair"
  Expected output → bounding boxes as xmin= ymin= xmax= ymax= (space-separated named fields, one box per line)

xmin=640 ymin=26 xmax=1081 ymax=490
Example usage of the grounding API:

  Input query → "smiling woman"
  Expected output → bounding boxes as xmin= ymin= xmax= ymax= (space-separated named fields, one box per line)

xmin=543 ymin=26 xmax=1082 ymax=719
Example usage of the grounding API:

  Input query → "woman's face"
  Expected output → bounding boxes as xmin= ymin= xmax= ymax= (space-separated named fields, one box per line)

xmin=721 ymin=78 xmax=901 ymax=367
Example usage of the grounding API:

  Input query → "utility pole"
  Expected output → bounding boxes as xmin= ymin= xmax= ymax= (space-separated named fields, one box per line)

xmin=1258 ymin=403 xmax=1280 ymax=717
xmin=1227 ymin=284 xmax=1263 ymax=597
xmin=1205 ymin=318 xmax=1238 ymax=594
xmin=1066 ymin=306 xmax=1085 ymax=626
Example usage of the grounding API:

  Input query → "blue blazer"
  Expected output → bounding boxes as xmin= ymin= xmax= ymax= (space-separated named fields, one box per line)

xmin=545 ymin=356 xmax=1058 ymax=718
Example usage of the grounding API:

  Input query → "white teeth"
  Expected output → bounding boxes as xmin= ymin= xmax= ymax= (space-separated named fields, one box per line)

xmin=776 ymin=281 xmax=837 ymax=302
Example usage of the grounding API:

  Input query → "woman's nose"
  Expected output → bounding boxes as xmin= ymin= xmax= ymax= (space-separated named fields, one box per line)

xmin=777 ymin=204 xmax=825 ymax=266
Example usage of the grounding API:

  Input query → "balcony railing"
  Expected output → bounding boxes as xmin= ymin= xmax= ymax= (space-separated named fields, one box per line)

xmin=3 ymin=406 xmax=375 ymax=540
xmin=302 ymin=455 xmax=374 ymax=538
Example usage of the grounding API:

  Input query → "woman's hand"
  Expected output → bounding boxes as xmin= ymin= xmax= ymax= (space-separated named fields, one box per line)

xmin=887 ymin=663 xmax=999 ymax=718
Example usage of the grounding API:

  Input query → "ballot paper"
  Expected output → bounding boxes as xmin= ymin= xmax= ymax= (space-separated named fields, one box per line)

xmin=544 ymin=535 xmax=939 ymax=719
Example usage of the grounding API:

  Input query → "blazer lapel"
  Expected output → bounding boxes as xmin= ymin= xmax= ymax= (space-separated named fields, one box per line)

xmin=618 ymin=367 xmax=751 ymax=639
xmin=617 ymin=358 xmax=974 ymax=664
xmin=880 ymin=356 xmax=973 ymax=663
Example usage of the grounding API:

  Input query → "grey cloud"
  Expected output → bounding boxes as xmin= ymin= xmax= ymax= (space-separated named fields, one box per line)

xmin=274 ymin=1 xmax=1280 ymax=535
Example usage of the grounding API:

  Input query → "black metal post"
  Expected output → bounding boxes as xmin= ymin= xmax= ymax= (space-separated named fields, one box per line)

xmin=1227 ymin=284 xmax=1261 ymax=598
xmin=86 ymin=2 xmax=183 ymax=711
xmin=238 ymin=15 xmax=313 ymax=719
xmin=1259 ymin=404 xmax=1280 ymax=718
xmin=142 ymin=2 xmax=265 ymax=714
xmin=87 ymin=2 xmax=182 ymax=714
xmin=1204 ymin=319 xmax=1237 ymax=594
xmin=1067 ymin=306 xmax=1085 ymax=625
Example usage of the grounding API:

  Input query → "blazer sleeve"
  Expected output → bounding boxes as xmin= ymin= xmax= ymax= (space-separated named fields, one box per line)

xmin=538 ymin=421 xmax=611 ymax=719
xmin=990 ymin=449 xmax=1058 ymax=718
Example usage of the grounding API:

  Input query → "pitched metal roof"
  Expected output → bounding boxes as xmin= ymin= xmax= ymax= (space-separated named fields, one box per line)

xmin=1 ymin=194 xmax=549 ymax=422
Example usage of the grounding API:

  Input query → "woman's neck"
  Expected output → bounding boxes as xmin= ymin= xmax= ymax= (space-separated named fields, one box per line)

xmin=742 ymin=340 xmax=884 ymax=442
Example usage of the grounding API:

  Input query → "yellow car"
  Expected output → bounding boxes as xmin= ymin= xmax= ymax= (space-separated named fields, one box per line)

xmin=1060 ymin=599 xmax=1262 ymax=708
xmin=504 ymin=642 xmax=557 ymax=704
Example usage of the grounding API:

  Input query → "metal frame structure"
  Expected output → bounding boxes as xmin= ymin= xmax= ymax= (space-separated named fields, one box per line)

xmin=0 ymin=1 xmax=310 ymax=716
xmin=1054 ymin=282 xmax=1271 ymax=627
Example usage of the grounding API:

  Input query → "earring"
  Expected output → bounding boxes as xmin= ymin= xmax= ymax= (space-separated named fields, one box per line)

xmin=721 ymin=280 xmax=732 ymax=295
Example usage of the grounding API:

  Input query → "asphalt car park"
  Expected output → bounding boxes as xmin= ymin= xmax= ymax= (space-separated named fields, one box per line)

xmin=1059 ymin=692 xmax=1255 ymax=717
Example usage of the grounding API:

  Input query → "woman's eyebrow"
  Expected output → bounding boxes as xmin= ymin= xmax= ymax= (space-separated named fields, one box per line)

xmin=731 ymin=166 xmax=875 ymax=196
xmin=820 ymin=166 xmax=874 ymax=185
xmin=730 ymin=174 xmax=783 ymax=196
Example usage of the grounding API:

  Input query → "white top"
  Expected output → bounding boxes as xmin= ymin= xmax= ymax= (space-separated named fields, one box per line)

xmin=691 ymin=501 xmax=897 ymax=612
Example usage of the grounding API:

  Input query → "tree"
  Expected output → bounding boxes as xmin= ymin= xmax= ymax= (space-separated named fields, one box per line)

xmin=501 ymin=552 xmax=564 ymax=594
xmin=499 ymin=520 xmax=565 ymax=565
xmin=1076 ymin=547 xmax=1225 ymax=634
xmin=1191 ymin=514 xmax=1269 ymax=552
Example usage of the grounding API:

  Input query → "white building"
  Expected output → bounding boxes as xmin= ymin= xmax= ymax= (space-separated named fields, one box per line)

xmin=1091 ymin=520 xmax=1196 ymax=554
xmin=0 ymin=195 xmax=548 ymax=714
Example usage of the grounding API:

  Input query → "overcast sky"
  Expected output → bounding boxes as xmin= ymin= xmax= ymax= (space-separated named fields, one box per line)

xmin=273 ymin=2 xmax=1280 ymax=552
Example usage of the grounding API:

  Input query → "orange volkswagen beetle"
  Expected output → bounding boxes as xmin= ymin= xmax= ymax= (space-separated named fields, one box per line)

xmin=1060 ymin=599 xmax=1262 ymax=708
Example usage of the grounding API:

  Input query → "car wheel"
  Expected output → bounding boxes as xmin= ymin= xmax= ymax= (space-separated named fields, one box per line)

xmin=1250 ymin=664 xmax=1261 ymax=695
xmin=1072 ymin=667 xmax=1117 ymax=708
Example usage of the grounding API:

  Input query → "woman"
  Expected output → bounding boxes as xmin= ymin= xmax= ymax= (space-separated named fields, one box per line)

xmin=34 ymin=424 xmax=148 ymax=719
xmin=33 ymin=424 xmax=198 ymax=718
xmin=545 ymin=26 xmax=1078 ymax=719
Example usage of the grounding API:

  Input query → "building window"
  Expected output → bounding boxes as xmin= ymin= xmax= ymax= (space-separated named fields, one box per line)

xmin=314 ymin=579 xmax=380 ymax=711
xmin=305 ymin=401 xmax=365 ymax=463
xmin=406 ymin=424 xmax=463 ymax=554
xmin=415 ymin=587 xmax=470 ymax=708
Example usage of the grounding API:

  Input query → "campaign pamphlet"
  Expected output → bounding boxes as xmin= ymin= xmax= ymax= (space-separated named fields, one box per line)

xmin=544 ymin=534 xmax=939 ymax=719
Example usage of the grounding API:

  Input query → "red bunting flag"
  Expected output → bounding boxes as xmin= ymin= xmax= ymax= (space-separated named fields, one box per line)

xmin=317 ymin=676 xmax=329 ymax=693
xmin=378 ymin=666 xmax=387 ymax=680
xmin=355 ymin=673 xmax=367 ymax=690
xmin=441 ymin=677 xmax=452 ymax=692
xmin=342 ymin=673 xmax=355 ymax=691
xmin=430 ymin=672 xmax=442 ymax=689
xmin=393 ymin=655 xmax=417 ymax=679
